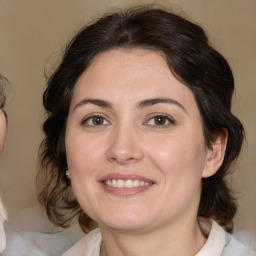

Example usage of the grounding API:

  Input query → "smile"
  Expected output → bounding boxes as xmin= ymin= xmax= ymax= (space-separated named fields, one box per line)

xmin=100 ymin=174 xmax=155 ymax=196
xmin=104 ymin=179 xmax=153 ymax=188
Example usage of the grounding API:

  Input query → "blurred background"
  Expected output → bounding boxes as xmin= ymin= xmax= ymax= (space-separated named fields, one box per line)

xmin=0 ymin=0 xmax=255 ymax=234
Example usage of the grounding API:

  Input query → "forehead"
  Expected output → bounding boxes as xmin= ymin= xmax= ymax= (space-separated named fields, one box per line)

xmin=71 ymin=48 xmax=197 ymax=111
xmin=85 ymin=48 xmax=170 ymax=81
xmin=76 ymin=48 xmax=172 ymax=87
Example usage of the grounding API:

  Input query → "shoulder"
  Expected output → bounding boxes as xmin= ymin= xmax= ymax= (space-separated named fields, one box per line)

xmin=3 ymin=225 xmax=84 ymax=256
xmin=197 ymin=218 xmax=256 ymax=256
xmin=222 ymin=232 xmax=256 ymax=256
xmin=63 ymin=228 xmax=102 ymax=256
xmin=2 ymin=231 xmax=28 ymax=256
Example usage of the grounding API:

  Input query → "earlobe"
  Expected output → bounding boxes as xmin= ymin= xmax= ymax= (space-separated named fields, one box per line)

xmin=202 ymin=129 xmax=228 ymax=178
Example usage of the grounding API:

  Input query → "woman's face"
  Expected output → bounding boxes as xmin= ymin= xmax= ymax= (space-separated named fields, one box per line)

xmin=65 ymin=49 xmax=217 ymax=233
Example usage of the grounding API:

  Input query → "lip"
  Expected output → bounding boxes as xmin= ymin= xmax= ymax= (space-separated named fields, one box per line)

xmin=99 ymin=173 xmax=155 ymax=197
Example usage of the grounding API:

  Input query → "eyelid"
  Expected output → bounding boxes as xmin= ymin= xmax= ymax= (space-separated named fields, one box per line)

xmin=144 ymin=113 xmax=175 ymax=127
xmin=81 ymin=113 xmax=111 ymax=126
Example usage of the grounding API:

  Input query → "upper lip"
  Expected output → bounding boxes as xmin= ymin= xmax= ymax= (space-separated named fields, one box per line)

xmin=99 ymin=173 xmax=155 ymax=183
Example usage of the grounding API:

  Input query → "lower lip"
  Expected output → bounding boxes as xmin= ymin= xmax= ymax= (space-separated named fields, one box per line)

xmin=100 ymin=183 xmax=154 ymax=197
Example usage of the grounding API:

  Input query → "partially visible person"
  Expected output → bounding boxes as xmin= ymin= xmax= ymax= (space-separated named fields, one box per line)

xmin=0 ymin=75 xmax=82 ymax=256
xmin=0 ymin=74 xmax=8 ymax=255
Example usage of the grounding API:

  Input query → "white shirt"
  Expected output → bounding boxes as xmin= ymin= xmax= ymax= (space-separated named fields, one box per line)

xmin=3 ymin=219 xmax=256 ymax=256
xmin=63 ymin=219 xmax=256 ymax=256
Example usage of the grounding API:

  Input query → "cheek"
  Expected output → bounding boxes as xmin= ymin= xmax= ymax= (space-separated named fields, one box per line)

xmin=148 ymin=134 xmax=206 ymax=207
xmin=65 ymin=132 xmax=106 ymax=176
xmin=65 ymin=133 xmax=106 ymax=215
xmin=146 ymin=132 xmax=207 ymax=179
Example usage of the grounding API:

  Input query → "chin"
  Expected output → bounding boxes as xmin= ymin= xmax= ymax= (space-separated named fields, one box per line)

xmin=98 ymin=211 xmax=154 ymax=232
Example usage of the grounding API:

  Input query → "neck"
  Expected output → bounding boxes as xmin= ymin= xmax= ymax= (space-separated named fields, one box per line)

xmin=99 ymin=216 xmax=206 ymax=256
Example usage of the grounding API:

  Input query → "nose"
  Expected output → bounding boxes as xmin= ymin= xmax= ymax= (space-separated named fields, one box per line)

xmin=106 ymin=124 xmax=144 ymax=165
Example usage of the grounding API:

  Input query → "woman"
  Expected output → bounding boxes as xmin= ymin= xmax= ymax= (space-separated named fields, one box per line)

xmin=0 ymin=74 xmax=8 ymax=254
xmin=38 ymin=7 xmax=255 ymax=256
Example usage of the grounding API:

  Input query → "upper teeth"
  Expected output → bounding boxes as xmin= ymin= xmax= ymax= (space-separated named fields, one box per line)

xmin=105 ymin=179 xmax=152 ymax=188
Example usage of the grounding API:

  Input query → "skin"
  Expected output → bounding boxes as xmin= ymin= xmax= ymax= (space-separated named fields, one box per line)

xmin=0 ymin=109 xmax=7 ymax=253
xmin=0 ymin=110 xmax=7 ymax=155
xmin=65 ymin=48 xmax=227 ymax=256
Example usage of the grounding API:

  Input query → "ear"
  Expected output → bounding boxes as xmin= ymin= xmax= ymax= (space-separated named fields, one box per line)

xmin=202 ymin=128 xmax=228 ymax=178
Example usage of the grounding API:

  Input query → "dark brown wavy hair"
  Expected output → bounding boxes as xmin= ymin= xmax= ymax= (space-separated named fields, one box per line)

xmin=38 ymin=6 xmax=244 ymax=233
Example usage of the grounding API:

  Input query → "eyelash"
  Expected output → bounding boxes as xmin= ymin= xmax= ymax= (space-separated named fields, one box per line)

xmin=82 ymin=115 xmax=110 ymax=127
xmin=81 ymin=114 xmax=175 ymax=128
xmin=145 ymin=114 xmax=175 ymax=128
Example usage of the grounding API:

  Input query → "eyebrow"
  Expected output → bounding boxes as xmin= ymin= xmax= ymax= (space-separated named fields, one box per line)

xmin=73 ymin=97 xmax=186 ymax=113
xmin=74 ymin=98 xmax=113 ymax=110
xmin=138 ymin=97 xmax=187 ymax=113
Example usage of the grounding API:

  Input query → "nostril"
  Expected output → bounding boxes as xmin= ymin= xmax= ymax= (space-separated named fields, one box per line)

xmin=106 ymin=129 xmax=144 ymax=164
xmin=107 ymin=149 xmax=143 ymax=165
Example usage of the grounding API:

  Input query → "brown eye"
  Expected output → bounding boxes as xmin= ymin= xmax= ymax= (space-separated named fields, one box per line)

xmin=147 ymin=115 xmax=174 ymax=127
xmin=83 ymin=115 xmax=110 ymax=126
xmin=92 ymin=116 xmax=104 ymax=125
xmin=154 ymin=116 xmax=167 ymax=125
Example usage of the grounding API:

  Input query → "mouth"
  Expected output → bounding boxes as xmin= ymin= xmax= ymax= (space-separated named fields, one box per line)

xmin=103 ymin=179 xmax=153 ymax=188
xmin=100 ymin=174 xmax=155 ymax=196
